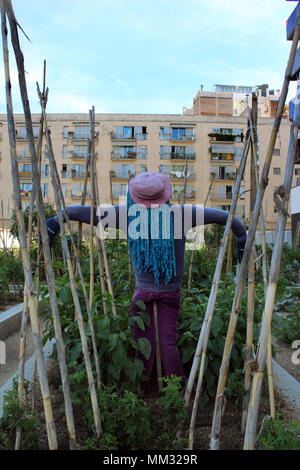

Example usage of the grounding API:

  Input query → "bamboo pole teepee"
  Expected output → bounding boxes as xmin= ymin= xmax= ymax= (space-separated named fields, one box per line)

xmin=37 ymin=89 xmax=102 ymax=436
xmin=209 ymin=11 xmax=300 ymax=449
xmin=186 ymin=134 xmax=251 ymax=449
xmin=244 ymin=91 xmax=299 ymax=449
xmin=1 ymin=1 xmax=58 ymax=449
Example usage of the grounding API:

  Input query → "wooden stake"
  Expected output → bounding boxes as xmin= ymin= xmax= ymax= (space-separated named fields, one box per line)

xmin=153 ymin=300 xmax=163 ymax=392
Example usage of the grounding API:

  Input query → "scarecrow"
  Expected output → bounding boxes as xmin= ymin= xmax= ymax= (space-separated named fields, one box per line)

xmin=46 ymin=172 xmax=247 ymax=392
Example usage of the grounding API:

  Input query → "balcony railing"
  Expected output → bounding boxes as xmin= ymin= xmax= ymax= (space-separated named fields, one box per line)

xmin=210 ymin=154 xmax=235 ymax=162
xmin=172 ymin=190 xmax=196 ymax=200
xmin=71 ymin=152 xmax=89 ymax=160
xmin=111 ymin=151 xmax=137 ymax=160
xmin=210 ymin=192 xmax=233 ymax=201
xmin=111 ymin=132 xmax=146 ymax=140
xmin=18 ymin=171 xmax=32 ymax=178
xmin=112 ymin=191 xmax=127 ymax=199
xmin=208 ymin=133 xmax=236 ymax=142
xmin=62 ymin=171 xmax=89 ymax=179
xmin=160 ymin=152 xmax=195 ymax=161
xmin=210 ymin=172 xmax=235 ymax=181
xmin=170 ymin=135 xmax=195 ymax=142
xmin=16 ymin=153 xmax=31 ymax=161
xmin=71 ymin=191 xmax=92 ymax=199
xmin=161 ymin=171 xmax=196 ymax=180
xmin=20 ymin=190 xmax=32 ymax=198
xmin=111 ymin=171 xmax=137 ymax=179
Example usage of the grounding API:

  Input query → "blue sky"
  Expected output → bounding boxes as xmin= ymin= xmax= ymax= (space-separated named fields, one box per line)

xmin=0 ymin=0 xmax=298 ymax=115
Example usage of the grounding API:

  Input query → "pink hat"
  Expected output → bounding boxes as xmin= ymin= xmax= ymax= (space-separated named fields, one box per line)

xmin=129 ymin=172 xmax=172 ymax=208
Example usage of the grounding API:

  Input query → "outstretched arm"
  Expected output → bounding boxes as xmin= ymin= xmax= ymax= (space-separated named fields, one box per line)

xmin=46 ymin=204 xmax=125 ymax=247
xmin=186 ymin=205 xmax=247 ymax=262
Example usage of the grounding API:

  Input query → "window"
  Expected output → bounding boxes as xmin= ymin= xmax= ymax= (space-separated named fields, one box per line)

xmin=62 ymin=146 xmax=68 ymax=159
xmin=20 ymin=163 xmax=32 ymax=172
xmin=123 ymin=127 xmax=134 ymax=139
xmin=137 ymin=145 xmax=147 ymax=159
xmin=273 ymin=167 xmax=281 ymax=175
xmin=73 ymin=144 xmax=89 ymax=158
xmin=20 ymin=183 xmax=32 ymax=197
xmin=273 ymin=149 xmax=280 ymax=156
xmin=112 ymin=183 xmax=128 ymax=198
xmin=42 ymin=163 xmax=49 ymax=178
xmin=295 ymin=168 xmax=300 ymax=176
xmin=41 ymin=183 xmax=48 ymax=198
xmin=74 ymin=126 xmax=89 ymax=139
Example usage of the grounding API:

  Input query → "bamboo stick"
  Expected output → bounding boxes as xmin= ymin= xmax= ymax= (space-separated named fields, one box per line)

xmin=5 ymin=31 xmax=77 ymax=448
xmin=15 ymin=181 xmax=40 ymax=449
xmin=153 ymin=300 xmax=163 ymax=392
xmin=77 ymin=137 xmax=91 ymax=254
xmin=241 ymin=96 xmax=258 ymax=433
xmin=1 ymin=2 xmax=57 ymax=449
xmin=92 ymin=147 xmax=117 ymax=317
xmin=209 ymin=20 xmax=300 ymax=446
xmin=244 ymin=116 xmax=298 ymax=449
xmin=226 ymin=231 xmax=233 ymax=274
xmin=89 ymin=109 xmax=96 ymax=310
xmin=38 ymin=97 xmax=102 ymax=437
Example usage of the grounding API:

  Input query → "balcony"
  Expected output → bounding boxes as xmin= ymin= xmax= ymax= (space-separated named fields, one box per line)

xmin=210 ymin=192 xmax=233 ymax=201
xmin=16 ymin=153 xmax=31 ymax=161
xmin=18 ymin=171 xmax=32 ymax=178
xmin=170 ymin=135 xmax=195 ymax=142
xmin=111 ymin=170 xmax=137 ymax=180
xmin=71 ymin=152 xmax=89 ymax=160
xmin=208 ymin=132 xmax=236 ymax=143
xmin=111 ymin=151 xmax=137 ymax=160
xmin=210 ymin=153 xmax=235 ymax=163
xmin=112 ymin=191 xmax=127 ymax=199
xmin=71 ymin=191 xmax=92 ymax=199
xmin=210 ymin=172 xmax=235 ymax=181
xmin=160 ymin=152 xmax=195 ymax=161
xmin=172 ymin=190 xmax=196 ymax=200
xmin=171 ymin=152 xmax=195 ymax=161
xmin=20 ymin=190 xmax=32 ymax=198
xmin=62 ymin=170 xmax=89 ymax=179
xmin=161 ymin=170 xmax=196 ymax=180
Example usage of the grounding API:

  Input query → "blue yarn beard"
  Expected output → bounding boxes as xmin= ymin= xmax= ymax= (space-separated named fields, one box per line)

xmin=127 ymin=192 xmax=176 ymax=285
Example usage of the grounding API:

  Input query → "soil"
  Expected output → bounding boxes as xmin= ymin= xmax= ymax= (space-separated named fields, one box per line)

xmin=1 ymin=302 xmax=299 ymax=450
xmin=26 ymin=357 xmax=300 ymax=451
xmin=0 ymin=297 xmax=23 ymax=313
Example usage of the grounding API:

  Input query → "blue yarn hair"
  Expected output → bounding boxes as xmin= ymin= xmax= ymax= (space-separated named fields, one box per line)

xmin=127 ymin=191 xmax=176 ymax=285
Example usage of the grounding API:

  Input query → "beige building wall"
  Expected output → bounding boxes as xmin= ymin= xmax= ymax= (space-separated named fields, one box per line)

xmin=0 ymin=108 xmax=298 ymax=241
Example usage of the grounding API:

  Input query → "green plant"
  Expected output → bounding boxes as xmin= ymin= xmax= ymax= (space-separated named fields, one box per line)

xmin=0 ymin=377 xmax=43 ymax=450
xmin=257 ymin=413 xmax=300 ymax=450
xmin=0 ymin=250 xmax=24 ymax=301
xmin=41 ymin=271 xmax=151 ymax=391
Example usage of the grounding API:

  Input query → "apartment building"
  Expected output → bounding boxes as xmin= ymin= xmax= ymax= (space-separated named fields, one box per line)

xmin=0 ymin=85 xmax=299 ymax=243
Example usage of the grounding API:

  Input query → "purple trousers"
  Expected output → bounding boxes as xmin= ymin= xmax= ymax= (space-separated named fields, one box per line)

xmin=131 ymin=288 xmax=186 ymax=386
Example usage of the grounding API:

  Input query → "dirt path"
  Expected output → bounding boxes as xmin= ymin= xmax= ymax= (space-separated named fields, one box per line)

xmin=0 ymin=322 xmax=35 ymax=388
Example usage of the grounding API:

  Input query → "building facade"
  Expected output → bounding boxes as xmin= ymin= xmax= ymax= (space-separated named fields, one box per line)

xmin=0 ymin=86 xmax=299 ymax=243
